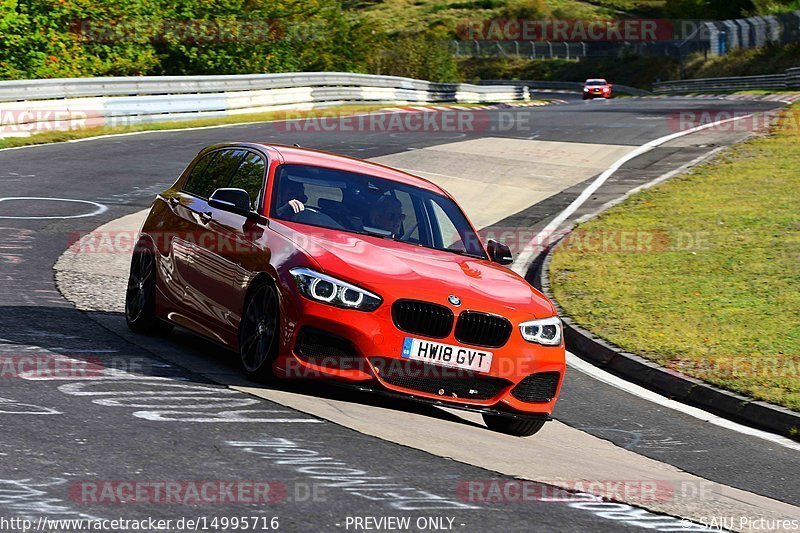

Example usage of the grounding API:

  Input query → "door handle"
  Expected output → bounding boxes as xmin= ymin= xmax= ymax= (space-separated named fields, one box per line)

xmin=199 ymin=211 xmax=213 ymax=223
xmin=168 ymin=197 xmax=180 ymax=207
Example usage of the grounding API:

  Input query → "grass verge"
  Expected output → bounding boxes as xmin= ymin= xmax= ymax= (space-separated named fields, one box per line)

xmin=549 ymin=103 xmax=800 ymax=411
xmin=0 ymin=105 xmax=393 ymax=150
xmin=0 ymin=102 xmax=550 ymax=150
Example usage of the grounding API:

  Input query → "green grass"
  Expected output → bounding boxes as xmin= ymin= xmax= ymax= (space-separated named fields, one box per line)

xmin=549 ymin=103 xmax=800 ymax=411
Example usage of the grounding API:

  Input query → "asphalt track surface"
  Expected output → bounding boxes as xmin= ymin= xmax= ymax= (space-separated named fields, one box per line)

xmin=0 ymin=95 xmax=795 ymax=531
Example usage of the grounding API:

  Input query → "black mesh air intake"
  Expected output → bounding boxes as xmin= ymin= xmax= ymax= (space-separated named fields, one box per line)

xmin=294 ymin=326 xmax=360 ymax=368
xmin=510 ymin=372 xmax=561 ymax=402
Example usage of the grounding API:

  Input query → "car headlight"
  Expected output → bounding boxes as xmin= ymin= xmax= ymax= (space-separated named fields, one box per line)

xmin=519 ymin=317 xmax=562 ymax=346
xmin=583 ymin=88 xmax=589 ymax=92
xmin=289 ymin=267 xmax=382 ymax=311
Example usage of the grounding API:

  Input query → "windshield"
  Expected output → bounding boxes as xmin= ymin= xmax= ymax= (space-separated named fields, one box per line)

xmin=271 ymin=164 xmax=488 ymax=260
xmin=585 ymin=79 xmax=607 ymax=86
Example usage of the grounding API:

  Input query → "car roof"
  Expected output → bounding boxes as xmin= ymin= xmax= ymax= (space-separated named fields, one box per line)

xmin=241 ymin=143 xmax=447 ymax=195
xmin=585 ymin=78 xmax=608 ymax=83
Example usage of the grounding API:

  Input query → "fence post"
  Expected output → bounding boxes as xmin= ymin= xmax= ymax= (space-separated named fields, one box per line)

xmin=515 ymin=40 xmax=520 ymax=56
xmin=547 ymin=40 xmax=553 ymax=58
xmin=565 ymin=42 xmax=570 ymax=59
xmin=581 ymin=41 xmax=587 ymax=57
xmin=722 ymin=20 xmax=739 ymax=49
xmin=474 ymin=40 xmax=480 ymax=56
xmin=735 ymin=19 xmax=750 ymax=49
xmin=531 ymin=41 xmax=536 ymax=59
xmin=763 ymin=15 xmax=780 ymax=44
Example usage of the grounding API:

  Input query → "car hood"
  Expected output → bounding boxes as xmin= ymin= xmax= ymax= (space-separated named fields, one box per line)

xmin=271 ymin=221 xmax=555 ymax=318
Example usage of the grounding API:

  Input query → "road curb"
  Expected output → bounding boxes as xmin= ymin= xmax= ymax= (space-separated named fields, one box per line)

xmin=535 ymin=245 xmax=800 ymax=439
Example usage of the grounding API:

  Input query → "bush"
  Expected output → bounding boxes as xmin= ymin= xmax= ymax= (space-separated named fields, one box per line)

xmin=0 ymin=0 xmax=379 ymax=79
xmin=368 ymin=33 xmax=460 ymax=82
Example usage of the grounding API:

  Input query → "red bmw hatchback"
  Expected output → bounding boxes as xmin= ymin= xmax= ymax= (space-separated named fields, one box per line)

xmin=126 ymin=143 xmax=566 ymax=436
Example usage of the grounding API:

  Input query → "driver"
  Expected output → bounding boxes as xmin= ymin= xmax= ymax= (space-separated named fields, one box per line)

xmin=275 ymin=179 xmax=307 ymax=218
xmin=368 ymin=195 xmax=405 ymax=235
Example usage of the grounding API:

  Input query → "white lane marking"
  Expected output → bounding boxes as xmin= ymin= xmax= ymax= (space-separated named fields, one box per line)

xmin=511 ymin=112 xmax=757 ymax=271
xmin=0 ymin=397 xmax=60 ymax=415
xmin=0 ymin=197 xmax=108 ymax=220
xmin=567 ymin=353 xmax=800 ymax=451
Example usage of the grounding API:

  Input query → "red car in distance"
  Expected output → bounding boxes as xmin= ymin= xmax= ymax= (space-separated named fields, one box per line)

xmin=583 ymin=78 xmax=612 ymax=99
xmin=125 ymin=143 xmax=566 ymax=436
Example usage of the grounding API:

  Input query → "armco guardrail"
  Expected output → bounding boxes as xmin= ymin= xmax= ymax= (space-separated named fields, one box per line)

xmin=653 ymin=68 xmax=800 ymax=94
xmin=0 ymin=72 xmax=531 ymax=137
xmin=478 ymin=79 xmax=651 ymax=96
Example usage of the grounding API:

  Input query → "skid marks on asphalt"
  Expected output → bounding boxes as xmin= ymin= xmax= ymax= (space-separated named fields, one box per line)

xmin=578 ymin=426 xmax=709 ymax=454
xmin=0 ymin=478 xmax=100 ymax=521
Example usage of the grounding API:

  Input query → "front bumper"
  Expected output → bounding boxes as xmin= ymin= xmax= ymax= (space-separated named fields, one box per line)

xmin=273 ymin=294 xmax=566 ymax=416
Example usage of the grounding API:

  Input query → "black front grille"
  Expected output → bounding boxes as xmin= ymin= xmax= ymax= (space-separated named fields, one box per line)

xmin=370 ymin=357 xmax=511 ymax=400
xmin=454 ymin=311 xmax=512 ymax=348
xmin=392 ymin=300 xmax=454 ymax=338
xmin=511 ymin=372 xmax=561 ymax=402
xmin=294 ymin=326 xmax=361 ymax=368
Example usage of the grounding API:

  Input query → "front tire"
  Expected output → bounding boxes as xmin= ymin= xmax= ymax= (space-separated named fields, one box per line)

xmin=239 ymin=283 xmax=280 ymax=382
xmin=125 ymin=247 xmax=171 ymax=335
xmin=482 ymin=414 xmax=546 ymax=437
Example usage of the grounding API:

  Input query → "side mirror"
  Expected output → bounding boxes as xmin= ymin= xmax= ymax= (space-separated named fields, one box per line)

xmin=208 ymin=188 xmax=258 ymax=219
xmin=486 ymin=239 xmax=513 ymax=265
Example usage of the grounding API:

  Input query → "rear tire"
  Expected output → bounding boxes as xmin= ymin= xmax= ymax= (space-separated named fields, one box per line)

xmin=482 ymin=414 xmax=546 ymax=437
xmin=239 ymin=282 xmax=280 ymax=382
xmin=125 ymin=247 xmax=172 ymax=335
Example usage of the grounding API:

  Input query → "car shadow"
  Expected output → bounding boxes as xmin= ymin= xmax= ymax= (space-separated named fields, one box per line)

xmin=0 ymin=304 xmax=485 ymax=430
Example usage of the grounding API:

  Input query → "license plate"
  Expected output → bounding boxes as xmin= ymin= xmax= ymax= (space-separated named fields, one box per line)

xmin=401 ymin=337 xmax=492 ymax=373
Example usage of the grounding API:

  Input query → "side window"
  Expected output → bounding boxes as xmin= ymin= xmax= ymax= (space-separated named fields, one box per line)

xmin=429 ymin=199 xmax=464 ymax=251
xmin=185 ymin=149 xmax=245 ymax=199
xmin=183 ymin=152 xmax=217 ymax=196
xmin=229 ymin=152 xmax=266 ymax=210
